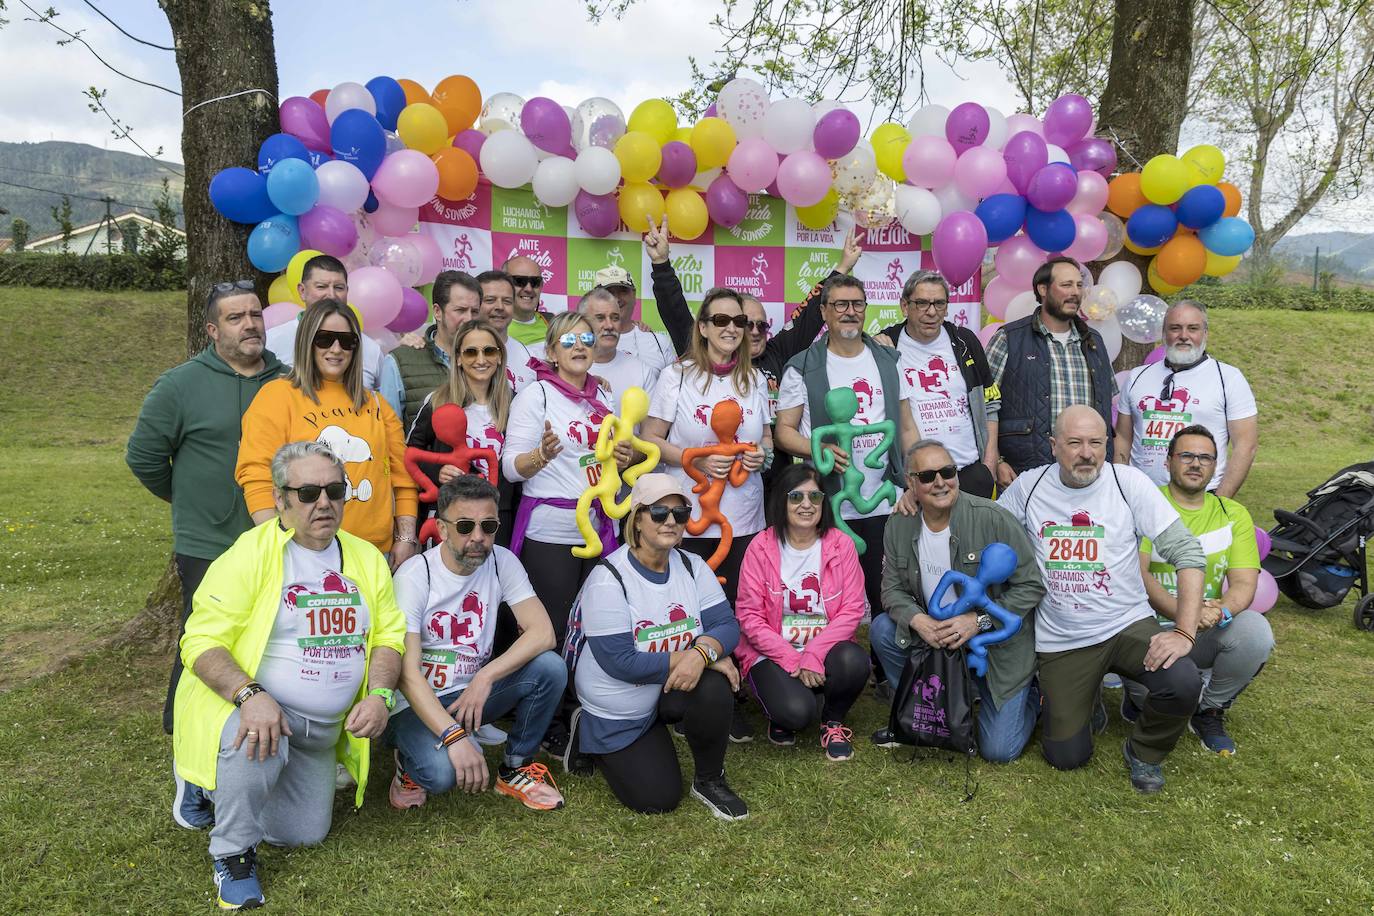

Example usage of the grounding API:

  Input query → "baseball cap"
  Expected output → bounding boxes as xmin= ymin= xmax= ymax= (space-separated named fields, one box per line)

xmin=594 ymin=266 xmax=635 ymax=289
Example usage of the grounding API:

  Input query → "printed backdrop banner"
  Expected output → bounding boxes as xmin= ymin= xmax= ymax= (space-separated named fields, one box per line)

xmin=418 ymin=183 xmax=981 ymax=336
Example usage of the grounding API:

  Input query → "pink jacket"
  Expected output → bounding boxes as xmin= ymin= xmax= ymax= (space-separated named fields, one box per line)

xmin=735 ymin=527 xmax=866 ymax=677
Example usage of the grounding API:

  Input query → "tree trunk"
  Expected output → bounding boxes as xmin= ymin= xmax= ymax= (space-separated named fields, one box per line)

xmin=1094 ymin=0 xmax=1196 ymax=370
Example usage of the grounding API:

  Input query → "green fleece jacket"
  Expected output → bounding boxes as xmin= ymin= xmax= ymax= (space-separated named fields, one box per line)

xmin=125 ymin=345 xmax=285 ymax=559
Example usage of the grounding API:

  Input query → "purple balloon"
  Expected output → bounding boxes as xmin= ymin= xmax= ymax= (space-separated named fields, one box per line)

xmin=1068 ymin=137 xmax=1118 ymax=177
xmin=705 ymin=173 xmax=749 ymax=228
xmin=298 ymin=204 xmax=358 ymax=258
xmin=704 ymin=102 xmax=718 ymax=119
xmin=931 ymin=211 xmax=989 ymax=287
xmin=1044 ymin=93 xmax=1094 ymax=148
xmin=1254 ymin=526 xmax=1271 ymax=561
xmin=813 ymin=108 xmax=860 ymax=159
xmin=521 ymin=97 xmax=572 ymax=153
xmin=573 ymin=190 xmax=620 ymax=237
xmin=452 ymin=128 xmax=486 ymax=162
xmin=280 ymin=96 xmax=331 ymax=153
xmin=945 ymin=102 xmax=990 ymax=156
xmin=1144 ymin=344 xmax=1166 ymax=365
xmin=386 ymin=286 xmax=430 ymax=333
xmin=1002 ymin=130 xmax=1049 ymax=195
xmin=1025 ymin=163 xmax=1078 ymax=211
xmin=657 ymin=141 xmax=698 ymax=189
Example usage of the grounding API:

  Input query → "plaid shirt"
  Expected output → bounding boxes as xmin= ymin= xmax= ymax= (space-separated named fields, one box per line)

xmin=984 ymin=310 xmax=1116 ymax=421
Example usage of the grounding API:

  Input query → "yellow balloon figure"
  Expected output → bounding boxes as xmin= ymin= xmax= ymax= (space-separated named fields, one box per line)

xmin=571 ymin=386 xmax=661 ymax=558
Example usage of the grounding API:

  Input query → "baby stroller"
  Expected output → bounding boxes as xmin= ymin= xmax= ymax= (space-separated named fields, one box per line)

xmin=1263 ymin=460 xmax=1374 ymax=630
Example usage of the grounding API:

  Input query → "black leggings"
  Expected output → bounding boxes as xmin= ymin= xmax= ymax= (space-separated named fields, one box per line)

xmin=519 ymin=538 xmax=601 ymax=649
xmin=846 ymin=514 xmax=889 ymax=618
xmin=596 ymin=669 xmax=733 ymax=814
xmin=681 ymin=531 xmax=755 ymax=607
xmin=746 ymin=641 xmax=871 ymax=729
xmin=164 ymin=553 xmax=213 ymax=734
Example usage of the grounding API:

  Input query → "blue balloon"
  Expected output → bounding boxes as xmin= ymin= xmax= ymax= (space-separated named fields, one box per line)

xmin=363 ymin=190 xmax=380 ymax=213
xmin=257 ymin=133 xmax=311 ymax=174
xmin=1024 ymin=206 xmax=1076 ymax=252
xmin=246 ymin=214 xmax=300 ymax=273
xmin=1126 ymin=204 xmax=1177 ymax=248
xmin=264 ymin=158 xmax=319 ymax=216
xmin=1175 ymin=184 xmax=1226 ymax=229
xmin=306 ymin=148 xmax=334 ymax=169
xmin=330 ymin=109 xmax=387 ymax=179
xmin=975 ymin=193 xmax=1028 ymax=244
xmin=208 ymin=167 xmax=277 ymax=224
xmin=366 ymin=76 xmax=407 ymax=132
xmin=1199 ymin=216 xmax=1255 ymax=256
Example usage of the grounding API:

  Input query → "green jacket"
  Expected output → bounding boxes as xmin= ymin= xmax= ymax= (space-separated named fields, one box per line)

xmin=880 ymin=492 xmax=1045 ymax=705
xmin=389 ymin=325 xmax=450 ymax=433
xmin=125 ymin=345 xmax=285 ymax=559
xmin=173 ymin=520 xmax=407 ymax=807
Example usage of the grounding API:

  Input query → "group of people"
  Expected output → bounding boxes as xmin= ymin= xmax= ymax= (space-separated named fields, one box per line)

xmin=128 ymin=232 xmax=1274 ymax=910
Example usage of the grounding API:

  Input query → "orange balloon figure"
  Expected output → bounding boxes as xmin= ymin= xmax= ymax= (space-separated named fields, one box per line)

xmin=403 ymin=403 xmax=498 ymax=546
xmin=680 ymin=400 xmax=756 ymax=582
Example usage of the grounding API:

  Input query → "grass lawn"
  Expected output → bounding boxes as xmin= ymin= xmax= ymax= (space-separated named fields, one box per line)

xmin=1 ymin=287 xmax=1372 ymax=913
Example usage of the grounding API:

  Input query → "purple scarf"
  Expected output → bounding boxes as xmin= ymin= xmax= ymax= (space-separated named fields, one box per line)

xmin=509 ymin=495 xmax=617 ymax=558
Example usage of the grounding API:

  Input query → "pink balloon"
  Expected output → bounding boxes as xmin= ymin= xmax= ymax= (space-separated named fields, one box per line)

xmin=994 ymin=234 xmax=1047 ymax=287
xmin=931 ymin=211 xmax=989 ymax=287
xmin=280 ymin=96 xmax=331 ymax=152
xmin=409 ymin=232 xmax=443 ymax=286
xmin=1063 ymin=213 xmax=1107 ymax=262
xmin=945 ymin=102 xmax=990 ymax=156
xmin=573 ymin=190 xmax=621 ymax=237
xmin=977 ymin=321 xmax=1003 ymax=347
xmin=348 ymin=265 xmax=404 ymax=328
xmin=386 ymin=286 xmax=430 ymax=333
xmin=983 ymin=275 xmax=1020 ymax=320
xmin=726 ymin=138 xmax=779 ymax=193
xmin=453 ymin=129 xmax=486 ymax=162
xmin=903 ymin=135 xmax=957 ymax=189
xmin=299 ymin=204 xmax=358 ymax=258
xmin=1144 ymin=345 xmax=1166 ymax=364
xmin=776 ymin=151 xmax=831 ymax=207
xmin=1068 ymin=137 xmax=1117 ymax=177
xmin=263 ymin=301 xmax=302 ymax=330
xmin=705 ymin=173 xmax=749 ymax=227
xmin=1254 ymin=526 xmax=1271 ymax=561
xmin=813 ymin=108 xmax=860 ymax=159
xmin=371 ymin=150 xmax=440 ymax=208
xmin=369 ymin=201 xmax=419 ymax=236
xmin=1004 ymin=114 xmax=1043 ymax=138
xmin=1043 ymin=93 xmax=1094 ymax=148
xmin=1025 ymin=163 xmax=1077 ymax=211
xmin=953 ymin=146 xmax=1007 ymax=200
xmin=1067 ymin=170 xmax=1109 ymax=215
xmin=521 ymin=97 xmax=572 ymax=153
xmin=1002 ymin=131 xmax=1048 ymax=195
xmin=657 ymin=141 xmax=698 ymax=189
xmin=1251 ymin=569 xmax=1278 ymax=614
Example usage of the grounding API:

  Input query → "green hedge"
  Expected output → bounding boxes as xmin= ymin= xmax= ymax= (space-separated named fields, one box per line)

xmin=1180 ymin=282 xmax=1374 ymax=312
xmin=0 ymin=252 xmax=185 ymax=291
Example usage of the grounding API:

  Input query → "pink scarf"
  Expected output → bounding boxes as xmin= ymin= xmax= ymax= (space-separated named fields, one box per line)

xmin=531 ymin=359 xmax=612 ymax=415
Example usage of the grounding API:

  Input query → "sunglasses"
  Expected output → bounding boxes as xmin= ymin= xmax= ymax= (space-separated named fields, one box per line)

xmin=282 ymin=481 xmax=347 ymax=503
xmin=910 ymin=465 xmax=958 ymax=484
xmin=644 ymin=505 xmax=693 ymax=524
xmin=787 ymin=489 xmax=824 ymax=505
xmin=1160 ymin=372 xmax=1177 ymax=402
xmin=746 ymin=320 xmax=770 ymax=334
xmin=210 ymin=279 xmax=255 ymax=298
xmin=704 ymin=314 xmax=749 ymax=328
xmin=313 ymin=330 xmax=359 ymax=351
xmin=510 ymin=275 xmax=543 ymax=288
xmin=440 ymin=517 xmax=501 ymax=535
xmin=558 ymin=331 xmax=596 ymax=349
xmin=461 ymin=345 xmax=502 ymax=360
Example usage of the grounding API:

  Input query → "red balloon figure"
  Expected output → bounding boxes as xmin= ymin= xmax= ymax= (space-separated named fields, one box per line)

xmin=403 ymin=403 xmax=498 ymax=546
xmin=681 ymin=400 xmax=755 ymax=583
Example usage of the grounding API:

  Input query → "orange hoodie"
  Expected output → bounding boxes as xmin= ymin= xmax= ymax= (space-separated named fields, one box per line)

xmin=237 ymin=378 xmax=418 ymax=552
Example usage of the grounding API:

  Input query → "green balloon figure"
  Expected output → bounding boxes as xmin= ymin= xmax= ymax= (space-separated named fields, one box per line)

xmin=810 ymin=388 xmax=897 ymax=555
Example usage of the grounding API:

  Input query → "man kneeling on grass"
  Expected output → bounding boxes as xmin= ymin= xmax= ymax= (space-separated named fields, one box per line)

xmin=388 ymin=475 xmax=567 ymax=811
xmin=173 ymin=441 xmax=405 ymax=910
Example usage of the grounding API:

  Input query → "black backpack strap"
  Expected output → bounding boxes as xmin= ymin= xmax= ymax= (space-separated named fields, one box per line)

xmin=1108 ymin=461 xmax=1130 ymax=508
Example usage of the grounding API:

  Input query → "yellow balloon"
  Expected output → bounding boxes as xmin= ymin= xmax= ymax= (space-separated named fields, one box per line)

xmin=871 ymin=122 xmax=910 ymax=182
xmin=674 ymin=126 xmax=694 ymax=144
xmin=1147 ymin=259 xmax=1184 ymax=295
xmin=1139 ymin=154 xmax=1190 ymax=205
xmin=628 ymin=99 xmax=678 ymax=146
xmin=690 ymin=117 xmax=737 ymax=169
xmin=268 ymin=273 xmax=301 ymax=306
xmin=347 ymin=302 xmax=365 ymax=332
xmin=1203 ymin=250 xmax=1242 ymax=277
xmin=285 ymin=248 xmax=323 ymax=291
xmin=795 ymin=187 xmax=839 ymax=229
xmin=618 ymin=182 xmax=666 ymax=233
xmin=1124 ymin=236 xmax=1163 ymax=256
xmin=664 ymin=188 xmax=709 ymax=239
xmin=614 ymin=130 xmax=663 ymax=183
xmin=1182 ymin=144 xmax=1226 ymax=187
xmin=397 ymin=102 xmax=449 ymax=155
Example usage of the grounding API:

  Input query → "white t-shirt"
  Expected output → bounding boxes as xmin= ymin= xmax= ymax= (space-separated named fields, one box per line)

xmin=504 ymin=336 xmax=539 ymax=394
xmin=255 ymin=539 xmax=370 ymax=721
xmin=778 ymin=348 xmax=903 ymax=520
xmin=779 ymin=538 xmax=827 ymax=650
xmin=1119 ymin=357 xmax=1256 ymax=489
xmin=267 ymin=318 xmax=385 ymax=392
xmin=463 ymin=401 xmax=504 ymax=479
xmin=392 ymin=545 xmax=535 ymax=711
xmin=917 ymin=521 xmax=954 ymax=611
xmin=998 ymin=463 xmax=1180 ymax=652
xmin=594 ymin=349 xmax=660 ymax=411
xmin=502 ymin=378 xmax=615 ymax=545
xmin=574 ymin=548 xmax=725 ymax=722
xmin=649 ymin=363 xmax=771 ymax=538
xmin=897 ymin=328 xmax=979 ymax=467
xmin=620 ymin=327 xmax=675 ymax=372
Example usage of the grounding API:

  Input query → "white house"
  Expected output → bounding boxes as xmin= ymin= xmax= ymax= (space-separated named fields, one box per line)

xmin=25 ymin=212 xmax=186 ymax=256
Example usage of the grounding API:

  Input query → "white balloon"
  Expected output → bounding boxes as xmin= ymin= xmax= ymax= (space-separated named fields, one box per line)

xmin=985 ymin=106 xmax=1008 ymax=151
xmin=763 ymin=98 xmax=816 ymax=155
xmin=811 ymin=99 xmax=843 ymax=119
xmin=907 ymin=104 xmax=949 ymax=138
xmin=1006 ymin=291 xmax=1039 ymax=323
xmin=574 ymin=146 xmax=622 ymax=195
xmin=833 ymin=145 xmax=877 ymax=196
xmin=1098 ymin=260 xmax=1142 ymax=304
xmin=690 ymin=167 xmax=722 ymax=190
xmin=1118 ymin=294 xmax=1168 ymax=343
xmin=717 ymin=77 xmax=770 ymax=141
xmin=895 ymin=185 xmax=942 ymax=235
xmin=1089 ymin=314 xmax=1123 ymax=361
xmin=571 ymin=97 xmax=625 ymax=152
xmin=1046 ymin=143 xmax=1070 ymax=164
xmin=532 ymin=156 xmax=579 ymax=207
xmin=480 ymin=92 xmax=526 ymax=135
xmin=480 ymin=130 xmax=538 ymax=188
xmin=383 ymin=130 xmax=405 ymax=155
xmin=324 ymin=82 xmax=376 ymax=124
xmin=934 ymin=182 xmax=976 ymax=215
xmin=315 ymin=160 xmax=370 ymax=212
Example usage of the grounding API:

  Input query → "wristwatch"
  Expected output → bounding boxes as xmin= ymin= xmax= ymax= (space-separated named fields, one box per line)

xmin=976 ymin=613 xmax=993 ymax=633
xmin=368 ymin=687 xmax=396 ymax=710
xmin=689 ymin=637 xmax=719 ymax=663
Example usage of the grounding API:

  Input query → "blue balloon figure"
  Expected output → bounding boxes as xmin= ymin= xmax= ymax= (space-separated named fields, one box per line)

xmin=811 ymin=388 xmax=897 ymax=555
xmin=926 ymin=541 xmax=1023 ymax=677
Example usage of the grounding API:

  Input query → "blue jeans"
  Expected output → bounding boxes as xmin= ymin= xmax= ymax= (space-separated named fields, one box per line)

xmin=870 ymin=613 xmax=1038 ymax=763
xmin=385 ymin=650 xmax=567 ymax=793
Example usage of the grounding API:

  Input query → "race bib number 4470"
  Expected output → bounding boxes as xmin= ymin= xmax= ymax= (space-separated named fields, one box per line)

xmin=1142 ymin=409 xmax=1191 ymax=447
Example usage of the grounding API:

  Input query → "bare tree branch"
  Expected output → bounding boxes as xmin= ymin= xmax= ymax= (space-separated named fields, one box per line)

xmin=18 ymin=0 xmax=180 ymax=95
xmin=80 ymin=0 xmax=174 ymax=50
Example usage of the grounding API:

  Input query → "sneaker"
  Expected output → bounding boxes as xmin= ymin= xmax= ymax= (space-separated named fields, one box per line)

xmin=1122 ymin=739 xmax=1165 ymax=794
xmin=1189 ymin=709 xmax=1237 ymax=756
xmin=473 ymin=723 xmax=509 ymax=746
xmin=212 ymin=848 xmax=264 ymax=910
xmin=1091 ymin=692 xmax=1108 ymax=735
xmin=820 ymin=721 xmax=855 ymax=761
xmin=173 ymin=769 xmax=214 ymax=830
xmin=766 ymin=722 xmax=797 ymax=747
xmin=496 ymin=762 xmax=565 ymax=811
xmin=873 ymin=680 xmax=895 ymax=704
xmin=690 ymin=772 xmax=749 ymax=821
xmin=334 ymin=762 xmax=355 ymax=791
xmin=562 ymin=707 xmax=594 ymax=776
xmin=389 ymin=753 xmax=427 ymax=810
xmin=870 ymin=726 xmax=902 ymax=748
xmin=670 ymin=722 xmax=686 ymax=739
xmin=1120 ymin=693 xmax=1141 ymax=724
xmin=728 ymin=706 xmax=754 ymax=744
xmin=540 ymin=722 xmax=570 ymax=760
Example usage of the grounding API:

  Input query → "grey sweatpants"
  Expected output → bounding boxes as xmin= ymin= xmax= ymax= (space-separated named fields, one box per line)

xmin=207 ymin=706 xmax=342 ymax=859
xmin=1126 ymin=610 xmax=1275 ymax=712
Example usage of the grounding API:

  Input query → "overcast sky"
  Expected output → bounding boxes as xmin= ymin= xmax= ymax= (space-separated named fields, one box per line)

xmin=0 ymin=0 xmax=1361 ymax=236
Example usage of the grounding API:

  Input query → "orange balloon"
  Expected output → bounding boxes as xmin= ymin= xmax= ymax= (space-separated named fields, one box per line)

xmin=1154 ymin=233 xmax=1208 ymax=287
xmin=1217 ymin=181 xmax=1242 ymax=218
xmin=398 ymin=79 xmax=432 ymax=107
xmin=1106 ymin=173 xmax=1149 ymax=218
xmin=309 ymin=88 xmax=330 ymax=108
xmin=433 ymin=147 xmax=479 ymax=201
xmin=432 ymin=75 xmax=483 ymax=134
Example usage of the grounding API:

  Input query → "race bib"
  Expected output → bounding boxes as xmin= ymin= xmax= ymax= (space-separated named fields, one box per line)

xmin=419 ymin=647 xmax=485 ymax=691
xmin=1141 ymin=409 xmax=1191 ymax=447
xmin=579 ymin=451 xmax=602 ymax=487
xmin=634 ymin=616 xmax=699 ymax=653
xmin=293 ymin=591 xmax=366 ymax=684
xmin=782 ymin=612 xmax=827 ymax=650
xmin=1042 ymin=525 xmax=1105 ymax=572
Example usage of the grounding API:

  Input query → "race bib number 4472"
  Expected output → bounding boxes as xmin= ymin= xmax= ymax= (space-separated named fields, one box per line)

xmin=1042 ymin=526 xmax=1105 ymax=571
xmin=635 ymin=617 xmax=699 ymax=653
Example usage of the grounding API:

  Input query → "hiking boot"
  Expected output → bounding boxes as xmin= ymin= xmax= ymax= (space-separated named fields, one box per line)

xmin=496 ymin=762 xmax=565 ymax=811
xmin=766 ymin=722 xmax=797 ymax=747
xmin=213 ymin=847 xmax=264 ymax=910
xmin=389 ymin=752 xmax=427 ymax=810
xmin=870 ymin=726 xmax=902 ymax=748
xmin=820 ymin=721 xmax=854 ymax=762
xmin=1189 ymin=708 xmax=1237 ymax=756
xmin=1122 ymin=739 xmax=1165 ymax=794
xmin=690 ymin=771 xmax=749 ymax=821
xmin=173 ymin=769 xmax=214 ymax=830
xmin=1120 ymin=692 xmax=1141 ymax=724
